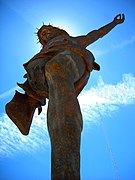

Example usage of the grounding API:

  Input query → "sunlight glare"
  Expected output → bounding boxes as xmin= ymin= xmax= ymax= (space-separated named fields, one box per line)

xmin=53 ymin=22 xmax=77 ymax=36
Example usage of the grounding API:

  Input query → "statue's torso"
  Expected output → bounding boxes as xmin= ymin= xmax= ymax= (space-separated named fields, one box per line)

xmin=23 ymin=35 xmax=94 ymax=96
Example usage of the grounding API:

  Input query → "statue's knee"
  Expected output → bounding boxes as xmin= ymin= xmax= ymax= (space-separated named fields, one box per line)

xmin=45 ymin=53 xmax=82 ymax=84
xmin=45 ymin=55 xmax=71 ymax=78
xmin=45 ymin=60 xmax=61 ymax=75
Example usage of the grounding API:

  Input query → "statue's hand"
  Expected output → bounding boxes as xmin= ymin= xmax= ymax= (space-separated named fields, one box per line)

xmin=113 ymin=14 xmax=125 ymax=24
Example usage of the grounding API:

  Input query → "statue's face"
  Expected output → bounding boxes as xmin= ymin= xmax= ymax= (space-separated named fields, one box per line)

xmin=37 ymin=25 xmax=69 ymax=45
xmin=40 ymin=27 xmax=56 ymax=42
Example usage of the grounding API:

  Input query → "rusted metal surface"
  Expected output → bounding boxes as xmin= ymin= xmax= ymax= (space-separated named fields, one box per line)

xmin=6 ymin=14 xmax=125 ymax=180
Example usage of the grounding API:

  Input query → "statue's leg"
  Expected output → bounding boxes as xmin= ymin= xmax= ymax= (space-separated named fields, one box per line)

xmin=45 ymin=52 xmax=85 ymax=180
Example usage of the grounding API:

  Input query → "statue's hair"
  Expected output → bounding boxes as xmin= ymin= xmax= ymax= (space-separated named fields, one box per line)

xmin=37 ymin=25 xmax=69 ymax=45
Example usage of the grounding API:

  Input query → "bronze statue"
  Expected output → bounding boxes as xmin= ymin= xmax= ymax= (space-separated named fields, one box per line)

xmin=6 ymin=14 xmax=125 ymax=179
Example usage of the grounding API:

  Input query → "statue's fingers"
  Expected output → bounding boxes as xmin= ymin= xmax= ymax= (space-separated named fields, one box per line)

xmin=122 ymin=13 xmax=125 ymax=21
xmin=115 ymin=14 xmax=121 ymax=19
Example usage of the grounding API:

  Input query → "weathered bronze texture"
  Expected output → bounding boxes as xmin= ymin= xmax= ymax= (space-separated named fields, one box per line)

xmin=6 ymin=14 xmax=125 ymax=180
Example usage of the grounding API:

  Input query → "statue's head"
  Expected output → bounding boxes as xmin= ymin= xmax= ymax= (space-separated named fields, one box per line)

xmin=37 ymin=25 xmax=69 ymax=46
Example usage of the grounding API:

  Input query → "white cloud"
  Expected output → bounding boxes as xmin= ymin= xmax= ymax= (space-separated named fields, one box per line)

xmin=0 ymin=73 xmax=135 ymax=158
xmin=78 ymin=73 xmax=135 ymax=123
xmin=0 ymin=104 xmax=49 ymax=158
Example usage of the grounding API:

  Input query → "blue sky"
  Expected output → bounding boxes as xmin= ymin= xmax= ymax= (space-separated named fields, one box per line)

xmin=0 ymin=0 xmax=135 ymax=180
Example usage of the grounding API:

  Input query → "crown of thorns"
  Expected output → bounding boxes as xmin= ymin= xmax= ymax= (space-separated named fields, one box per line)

xmin=35 ymin=24 xmax=69 ymax=45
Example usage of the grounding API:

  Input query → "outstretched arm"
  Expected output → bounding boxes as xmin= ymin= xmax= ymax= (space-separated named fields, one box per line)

xmin=75 ymin=14 xmax=125 ymax=47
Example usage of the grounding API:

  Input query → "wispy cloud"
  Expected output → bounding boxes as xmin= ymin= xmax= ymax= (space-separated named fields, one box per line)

xmin=90 ymin=35 xmax=135 ymax=58
xmin=0 ymin=73 xmax=135 ymax=158
xmin=0 ymin=86 xmax=22 ymax=99
xmin=111 ymin=35 xmax=135 ymax=49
